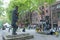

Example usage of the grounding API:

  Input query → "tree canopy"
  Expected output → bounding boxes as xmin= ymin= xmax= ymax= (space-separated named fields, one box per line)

xmin=0 ymin=0 xmax=4 ymax=16
xmin=7 ymin=0 xmax=56 ymax=23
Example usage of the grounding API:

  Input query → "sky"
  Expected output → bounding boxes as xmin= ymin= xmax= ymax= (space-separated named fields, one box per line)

xmin=56 ymin=0 xmax=60 ymax=1
xmin=3 ymin=0 xmax=10 ymax=8
xmin=2 ymin=0 xmax=10 ymax=15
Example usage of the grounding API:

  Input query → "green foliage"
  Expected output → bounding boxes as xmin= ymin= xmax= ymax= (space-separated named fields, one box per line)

xmin=7 ymin=0 xmax=56 ymax=23
xmin=0 ymin=0 xmax=4 ymax=16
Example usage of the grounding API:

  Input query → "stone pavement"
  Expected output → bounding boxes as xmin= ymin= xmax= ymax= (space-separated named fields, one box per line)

xmin=0 ymin=34 xmax=2 ymax=40
xmin=29 ymin=32 xmax=60 ymax=40
xmin=0 ymin=29 xmax=60 ymax=40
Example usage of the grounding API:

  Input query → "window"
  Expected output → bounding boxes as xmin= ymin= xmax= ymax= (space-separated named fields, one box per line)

xmin=58 ymin=12 xmax=60 ymax=19
xmin=51 ymin=7 xmax=55 ymax=10
xmin=42 ymin=6 xmax=44 ymax=9
xmin=57 ymin=4 xmax=60 ymax=8
xmin=46 ymin=10 xmax=48 ymax=13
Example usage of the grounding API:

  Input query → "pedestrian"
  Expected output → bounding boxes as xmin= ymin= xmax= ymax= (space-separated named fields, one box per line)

xmin=50 ymin=28 xmax=55 ymax=35
xmin=22 ymin=27 xmax=25 ymax=32
xmin=1 ymin=26 xmax=6 ymax=40
xmin=2 ymin=26 xmax=5 ymax=30
xmin=55 ymin=31 xmax=59 ymax=37
xmin=55 ymin=29 xmax=59 ymax=37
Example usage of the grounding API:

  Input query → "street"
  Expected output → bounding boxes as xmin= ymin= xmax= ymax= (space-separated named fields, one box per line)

xmin=0 ymin=29 xmax=60 ymax=40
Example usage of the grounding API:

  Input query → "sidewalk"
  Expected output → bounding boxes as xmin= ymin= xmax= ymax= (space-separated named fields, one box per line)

xmin=0 ymin=29 xmax=60 ymax=40
xmin=0 ymin=29 xmax=35 ymax=40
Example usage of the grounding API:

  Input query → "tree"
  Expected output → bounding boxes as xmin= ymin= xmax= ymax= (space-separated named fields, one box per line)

xmin=7 ymin=0 xmax=56 ymax=23
xmin=0 ymin=0 xmax=4 ymax=16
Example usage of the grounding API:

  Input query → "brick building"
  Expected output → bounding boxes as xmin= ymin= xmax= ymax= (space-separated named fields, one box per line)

xmin=40 ymin=1 xmax=60 ymax=28
xmin=31 ymin=11 xmax=41 ymax=25
xmin=50 ymin=1 xmax=60 ymax=27
xmin=39 ymin=3 xmax=51 ymax=30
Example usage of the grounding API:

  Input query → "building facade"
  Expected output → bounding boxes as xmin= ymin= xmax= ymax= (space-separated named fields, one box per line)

xmin=31 ymin=11 xmax=41 ymax=25
xmin=39 ymin=3 xmax=51 ymax=30
xmin=51 ymin=1 xmax=60 ymax=27
xmin=40 ymin=1 xmax=60 ymax=28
